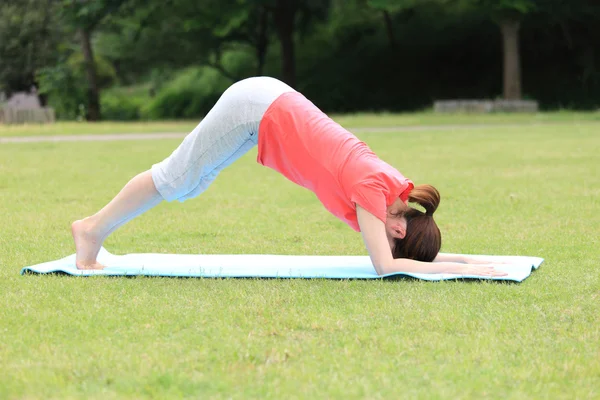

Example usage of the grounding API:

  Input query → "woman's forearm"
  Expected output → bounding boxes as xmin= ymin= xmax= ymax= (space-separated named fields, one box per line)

xmin=381 ymin=258 xmax=461 ymax=275
xmin=433 ymin=253 xmax=466 ymax=263
xmin=379 ymin=258 xmax=508 ymax=277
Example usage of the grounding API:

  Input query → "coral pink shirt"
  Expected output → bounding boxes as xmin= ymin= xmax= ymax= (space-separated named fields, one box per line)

xmin=257 ymin=92 xmax=413 ymax=232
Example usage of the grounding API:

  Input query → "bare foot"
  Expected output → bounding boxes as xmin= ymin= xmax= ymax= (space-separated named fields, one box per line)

xmin=71 ymin=218 xmax=106 ymax=270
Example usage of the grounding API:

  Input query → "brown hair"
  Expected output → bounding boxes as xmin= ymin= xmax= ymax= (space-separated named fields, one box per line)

xmin=392 ymin=184 xmax=441 ymax=262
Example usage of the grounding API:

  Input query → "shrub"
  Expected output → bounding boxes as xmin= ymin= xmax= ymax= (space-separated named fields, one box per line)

xmin=142 ymin=67 xmax=231 ymax=120
xmin=37 ymin=63 xmax=87 ymax=120
xmin=101 ymin=85 xmax=150 ymax=121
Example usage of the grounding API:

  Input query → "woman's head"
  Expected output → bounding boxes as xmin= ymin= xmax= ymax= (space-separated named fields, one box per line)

xmin=390 ymin=184 xmax=441 ymax=262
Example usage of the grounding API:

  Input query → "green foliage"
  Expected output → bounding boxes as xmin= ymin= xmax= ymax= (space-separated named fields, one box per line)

xmin=3 ymin=0 xmax=600 ymax=118
xmin=54 ymin=0 xmax=130 ymax=121
xmin=36 ymin=64 xmax=87 ymax=120
xmin=58 ymin=0 xmax=129 ymax=30
xmin=0 ymin=0 xmax=62 ymax=93
xmin=100 ymin=95 xmax=139 ymax=121
xmin=297 ymin=0 xmax=600 ymax=111
xmin=94 ymin=0 xmax=262 ymax=83
xmin=37 ymin=53 xmax=118 ymax=120
xmin=67 ymin=52 xmax=118 ymax=88
xmin=142 ymin=67 xmax=231 ymax=120
xmin=100 ymin=85 xmax=150 ymax=121
xmin=485 ymin=0 xmax=535 ymax=14
xmin=296 ymin=2 xmax=499 ymax=111
xmin=446 ymin=0 xmax=536 ymax=16
xmin=367 ymin=0 xmax=422 ymax=12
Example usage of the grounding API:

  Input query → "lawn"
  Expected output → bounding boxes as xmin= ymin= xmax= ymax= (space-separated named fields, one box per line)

xmin=0 ymin=117 xmax=599 ymax=399
xmin=1 ymin=110 xmax=600 ymax=137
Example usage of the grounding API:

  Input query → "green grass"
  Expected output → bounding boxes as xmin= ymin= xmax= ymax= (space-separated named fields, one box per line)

xmin=1 ymin=110 xmax=600 ymax=137
xmin=1 ymin=117 xmax=599 ymax=399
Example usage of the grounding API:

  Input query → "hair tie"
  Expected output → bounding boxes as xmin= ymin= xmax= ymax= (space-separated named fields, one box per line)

xmin=400 ymin=184 xmax=413 ymax=203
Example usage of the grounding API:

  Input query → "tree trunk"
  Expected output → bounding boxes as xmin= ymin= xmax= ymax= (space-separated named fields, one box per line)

xmin=37 ymin=0 xmax=52 ymax=107
xmin=500 ymin=18 xmax=522 ymax=100
xmin=256 ymin=6 xmax=269 ymax=76
xmin=79 ymin=28 xmax=101 ymax=121
xmin=382 ymin=10 xmax=396 ymax=50
xmin=273 ymin=0 xmax=296 ymax=88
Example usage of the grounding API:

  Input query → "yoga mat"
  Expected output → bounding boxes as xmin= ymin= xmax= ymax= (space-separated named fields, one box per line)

xmin=21 ymin=248 xmax=543 ymax=282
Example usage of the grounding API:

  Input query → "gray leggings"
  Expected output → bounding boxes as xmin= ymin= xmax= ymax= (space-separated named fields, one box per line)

xmin=151 ymin=77 xmax=295 ymax=202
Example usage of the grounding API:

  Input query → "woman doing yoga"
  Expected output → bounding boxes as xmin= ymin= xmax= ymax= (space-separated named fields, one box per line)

xmin=71 ymin=77 xmax=506 ymax=277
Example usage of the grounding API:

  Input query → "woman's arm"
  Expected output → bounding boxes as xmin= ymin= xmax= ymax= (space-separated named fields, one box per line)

xmin=433 ymin=253 xmax=467 ymax=263
xmin=435 ymin=253 xmax=511 ymax=265
xmin=356 ymin=205 xmax=507 ymax=277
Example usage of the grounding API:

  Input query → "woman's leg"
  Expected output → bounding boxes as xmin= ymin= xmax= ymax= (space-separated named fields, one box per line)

xmin=71 ymin=170 xmax=162 ymax=269
xmin=72 ymin=77 xmax=295 ymax=269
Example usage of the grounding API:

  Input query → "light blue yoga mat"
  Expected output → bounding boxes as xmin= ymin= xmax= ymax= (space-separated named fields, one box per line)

xmin=21 ymin=248 xmax=543 ymax=282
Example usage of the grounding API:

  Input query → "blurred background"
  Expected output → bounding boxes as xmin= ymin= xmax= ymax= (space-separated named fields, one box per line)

xmin=1 ymin=0 xmax=599 ymax=122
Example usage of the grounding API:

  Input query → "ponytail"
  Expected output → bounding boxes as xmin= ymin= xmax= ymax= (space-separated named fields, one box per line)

xmin=393 ymin=184 xmax=441 ymax=262
xmin=408 ymin=184 xmax=440 ymax=216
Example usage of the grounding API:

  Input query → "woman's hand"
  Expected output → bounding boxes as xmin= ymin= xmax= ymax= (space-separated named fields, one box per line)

xmin=450 ymin=264 xmax=508 ymax=277
xmin=463 ymin=256 xmax=511 ymax=265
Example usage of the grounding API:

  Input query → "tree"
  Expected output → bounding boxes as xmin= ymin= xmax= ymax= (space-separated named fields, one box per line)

xmin=488 ymin=0 xmax=535 ymax=100
xmin=178 ymin=0 xmax=331 ymax=88
xmin=260 ymin=0 xmax=330 ymax=88
xmin=367 ymin=0 xmax=420 ymax=50
xmin=100 ymin=0 xmax=329 ymax=88
xmin=271 ymin=0 xmax=297 ymax=86
xmin=0 ymin=0 xmax=61 ymax=100
xmin=97 ymin=0 xmax=272 ymax=83
xmin=454 ymin=0 xmax=535 ymax=100
xmin=58 ymin=0 xmax=128 ymax=120
xmin=372 ymin=0 xmax=535 ymax=100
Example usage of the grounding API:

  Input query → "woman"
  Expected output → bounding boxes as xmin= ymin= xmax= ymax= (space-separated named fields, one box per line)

xmin=72 ymin=77 xmax=506 ymax=277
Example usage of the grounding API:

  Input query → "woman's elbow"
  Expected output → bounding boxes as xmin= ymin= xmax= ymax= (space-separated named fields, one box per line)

xmin=372 ymin=260 xmax=391 ymax=276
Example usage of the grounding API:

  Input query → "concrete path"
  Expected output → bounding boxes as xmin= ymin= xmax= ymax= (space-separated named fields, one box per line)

xmin=0 ymin=132 xmax=187 ymax=144
xmin=0 ymin=122 xmax=593 ymax=144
